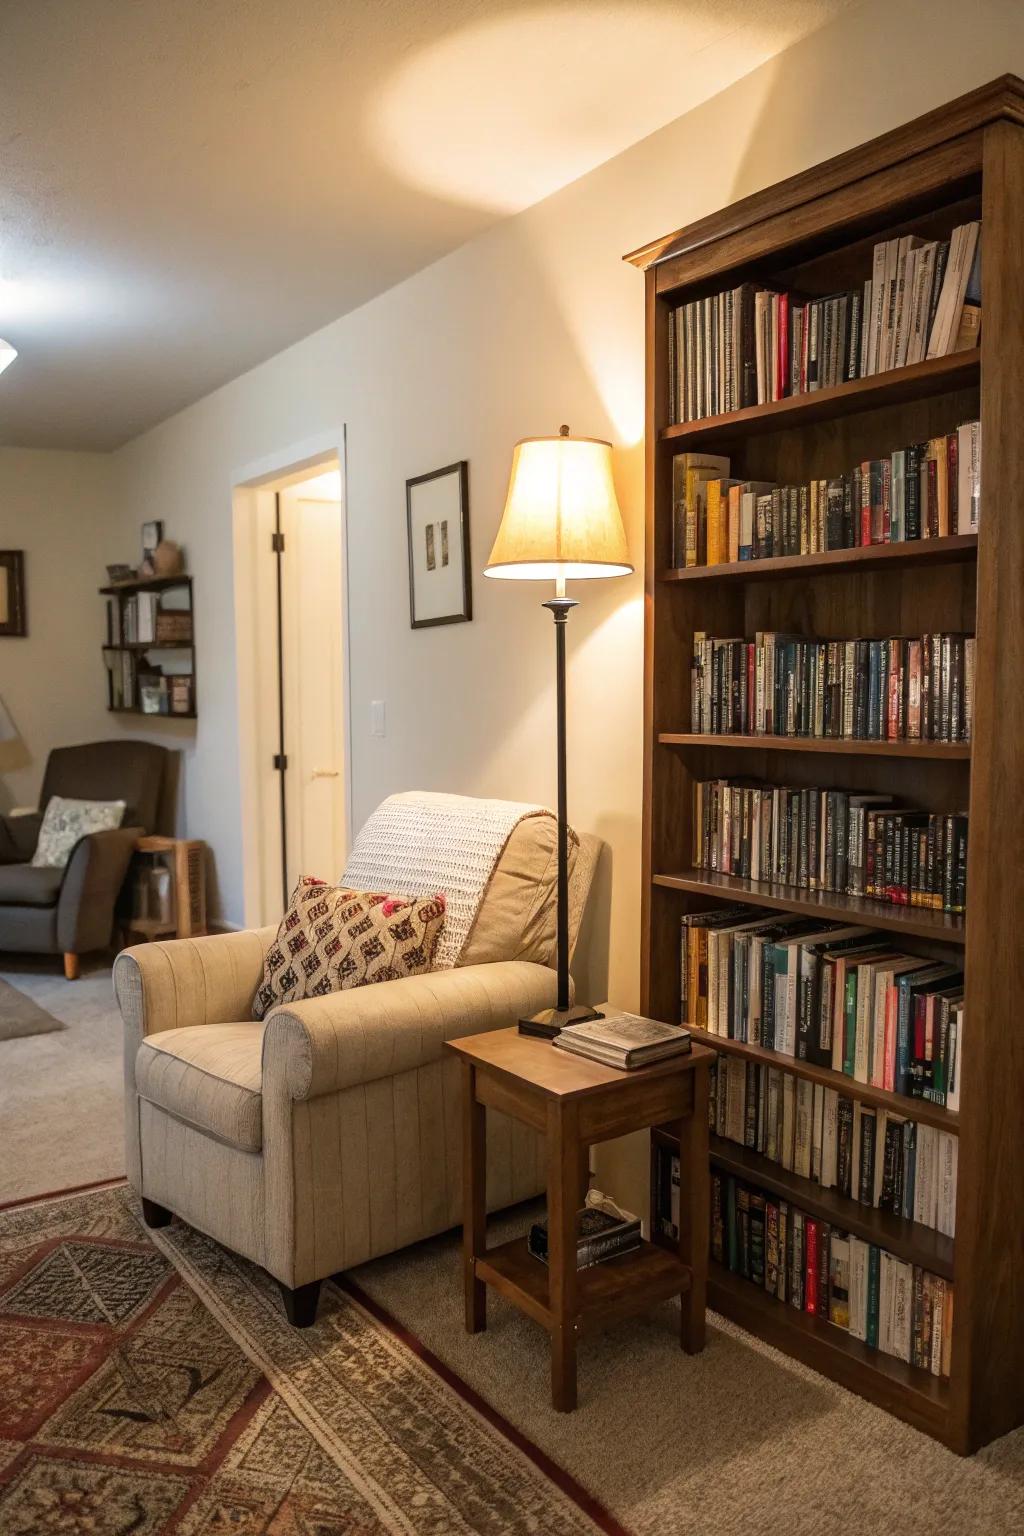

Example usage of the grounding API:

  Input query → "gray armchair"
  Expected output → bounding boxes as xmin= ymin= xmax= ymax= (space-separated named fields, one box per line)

xmin=0 ymin=740 xmax=167 ymax=978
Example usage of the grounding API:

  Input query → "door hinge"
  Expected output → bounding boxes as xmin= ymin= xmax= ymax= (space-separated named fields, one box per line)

xmin=271 ymin=531 xmax=285 ymax=553
xmin=272 ymin=753 xmax=288 ymax=771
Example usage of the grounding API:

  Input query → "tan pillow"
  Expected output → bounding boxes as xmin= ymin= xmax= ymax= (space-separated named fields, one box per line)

xmin=459 ymin=815 xmax=577 ymax=968
xmin=252 ymin=878 xmax=446 ymax=1021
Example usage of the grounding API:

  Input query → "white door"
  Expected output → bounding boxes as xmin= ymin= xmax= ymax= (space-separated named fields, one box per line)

xmin=278 ymin=483 xmax=347 ymax=892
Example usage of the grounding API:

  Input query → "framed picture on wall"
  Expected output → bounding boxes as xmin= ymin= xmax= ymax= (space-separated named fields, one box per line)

xmin=0 ymin=552 xmax=26 ymax=637
xmin=406 ymin=461 xmax=471 ymax=629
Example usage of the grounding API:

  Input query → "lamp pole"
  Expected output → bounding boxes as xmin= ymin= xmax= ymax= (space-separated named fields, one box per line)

xmin=542 ymin=589 xmax=576 ymax=1013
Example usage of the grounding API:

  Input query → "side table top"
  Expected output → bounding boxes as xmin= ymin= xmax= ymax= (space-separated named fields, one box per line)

xmin=444 ymin=1023 xmax=714 ymax=1101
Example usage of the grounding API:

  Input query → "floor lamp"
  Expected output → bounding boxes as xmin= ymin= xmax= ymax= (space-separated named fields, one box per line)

xmin=484 ymin=425 xmax=633 ymax=1037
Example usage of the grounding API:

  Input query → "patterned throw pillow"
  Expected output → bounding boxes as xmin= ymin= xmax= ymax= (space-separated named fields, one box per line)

xmin=252 ymin=878 xmax=447 ymax=1021
xmin=31 ymin=795 xmax=127 ymax=869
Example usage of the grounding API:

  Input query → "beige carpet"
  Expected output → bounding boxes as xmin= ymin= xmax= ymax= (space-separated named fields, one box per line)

xmin=0 ymin=959 xmax=124 ymax=1204
xmin=351 ymin=1208 xmax=1024 ymax=1536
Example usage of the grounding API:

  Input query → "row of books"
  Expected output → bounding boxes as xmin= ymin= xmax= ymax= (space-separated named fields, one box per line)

xmin=689 ymin=631 xmax=975 ymax=743
xmin=709 ymin=1055 xmax=957 ymax=1236
xmin=693 ymin=779 xmax=968 ymax=913
xmin=671 ymin=424 xmax=980 ymax=569
xmin=105 ymin=649 xmax=137 ymax=710
xmin=681 ymin=908 xmax=964 ymax=1107
xmin=654 ymin=1152 xmax=952 ymax=1376
xmin=667 ymin=221 xmax=980 ymax=423
xmin=107 ymin=591 xmax=160 ymax=645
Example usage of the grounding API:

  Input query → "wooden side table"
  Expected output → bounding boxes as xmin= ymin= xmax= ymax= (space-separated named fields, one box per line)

xmin=446 ymin=1025 xmax=713 ymax=1411
xmin=124 ymin=836 xmax=207 ymax=943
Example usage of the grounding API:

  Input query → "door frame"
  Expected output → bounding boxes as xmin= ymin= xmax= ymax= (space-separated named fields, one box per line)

xmin=231 ymin=429 xmax=352 ymax=929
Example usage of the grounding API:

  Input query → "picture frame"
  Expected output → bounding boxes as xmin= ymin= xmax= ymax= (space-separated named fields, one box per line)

xmin=0 ymin=552 xmax=26 ymax=637
xmin=406 ymin=461 xmax=472 ymax=629
xmin=141 ymin=520 xmax=163 ymax=557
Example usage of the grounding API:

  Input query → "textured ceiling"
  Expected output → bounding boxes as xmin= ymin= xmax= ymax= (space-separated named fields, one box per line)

xmin=0 ymin=0 xmax=851 ymax=450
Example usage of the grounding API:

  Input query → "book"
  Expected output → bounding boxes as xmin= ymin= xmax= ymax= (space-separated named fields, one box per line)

xmin=553 ymin=1011 xmax=692 ymax=1068
xmin=528 ymin=1203 xmax=642 ymax=1269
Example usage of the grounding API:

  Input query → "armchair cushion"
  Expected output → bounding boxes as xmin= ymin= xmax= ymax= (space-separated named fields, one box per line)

xmin=136 ymin=1023 xmax=264 ymax=1152
xmin=0 ymin=863 xmax=63 ymax=907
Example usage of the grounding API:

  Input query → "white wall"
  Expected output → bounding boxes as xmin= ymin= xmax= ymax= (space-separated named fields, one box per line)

xmin=111 ymin=0 xmax=1024 ymax=1009
xmin=0 ymin=449 xmax=118 ymax=810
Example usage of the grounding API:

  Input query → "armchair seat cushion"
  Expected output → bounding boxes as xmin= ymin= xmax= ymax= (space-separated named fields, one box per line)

xmin=0 ymin=863 xmax=63 ymax=908
xmin=136 ymin=1023 xmax=265 ymax=1152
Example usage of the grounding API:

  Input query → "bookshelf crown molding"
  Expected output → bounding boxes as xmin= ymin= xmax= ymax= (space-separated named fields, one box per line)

xmin=624 ymin=74 xmax=1024 ymax=272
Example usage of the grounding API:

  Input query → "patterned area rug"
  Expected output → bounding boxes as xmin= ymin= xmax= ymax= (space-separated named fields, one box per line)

xmin=0 ymin=977 xmax=65 ymax=1041
xmin=0 ymin=1182 xmax=624 ymax=1535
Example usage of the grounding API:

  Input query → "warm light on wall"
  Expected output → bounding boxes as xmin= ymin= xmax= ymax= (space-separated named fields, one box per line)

xmin=0 ymin=340 xmax=17 ymax=376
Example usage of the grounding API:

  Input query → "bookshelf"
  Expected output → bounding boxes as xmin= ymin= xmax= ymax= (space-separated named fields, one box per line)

xmin=100 ymin=573 xmax=197 ymax=720
xmin=628 ymin=76 xmax=1024 ymax=1453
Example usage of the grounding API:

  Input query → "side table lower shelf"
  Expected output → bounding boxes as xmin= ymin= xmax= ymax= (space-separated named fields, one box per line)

xmin=476 ymin=1235 xmax=692 ymax=1336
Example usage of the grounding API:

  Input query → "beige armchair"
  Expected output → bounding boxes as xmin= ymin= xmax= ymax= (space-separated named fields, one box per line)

xmin=114 ymin=812 xmax=599 ymax=1326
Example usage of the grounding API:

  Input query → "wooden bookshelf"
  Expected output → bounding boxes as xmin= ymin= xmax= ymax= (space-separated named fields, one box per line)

xmin=100 ymin=573 xmax=197 ymax=720
xmin=629 ymin=76 xmax=1024 ymax=1454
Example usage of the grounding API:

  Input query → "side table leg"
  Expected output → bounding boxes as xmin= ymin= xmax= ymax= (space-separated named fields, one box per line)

xmin=547 ymin=1099 xmax=578 ymax=1410
xmin=678 ymin=1060 xmax=710 ymax=1354
xmin=462 ymin=1062 xmax=487 ymax=1334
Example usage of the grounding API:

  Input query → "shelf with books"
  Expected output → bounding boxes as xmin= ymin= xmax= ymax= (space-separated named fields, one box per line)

xmin=659 ymin=533 xmax=978 ymax=585
xmin=704 ymin=1133 xmax=955 ymax=1278
xmin=658 ymin=733 xmax=971 ymax=760
xmin=704 ymin=1258 xmax=950 ymax=1438
xmin=679 ymin=1026 xmax=959 ymax=1135
xmin=635 ymin=78 xmax=1024 ymax=1453
xmin=658 ymin=351 xmax=979 ymax=451
xmin=652 ymin=871 xmax=966 ymax=945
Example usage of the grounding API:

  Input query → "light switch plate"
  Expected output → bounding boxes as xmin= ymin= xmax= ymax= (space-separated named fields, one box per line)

xmin=371 ymin=700 xmax=386 ymax=737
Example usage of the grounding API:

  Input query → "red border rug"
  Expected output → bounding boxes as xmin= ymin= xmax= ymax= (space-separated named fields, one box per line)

xmin=0 ymin=1181 xmax=629 ymax=1535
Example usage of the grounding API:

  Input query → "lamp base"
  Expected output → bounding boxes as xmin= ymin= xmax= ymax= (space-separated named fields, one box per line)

xmin=517 ymin=1003 xmax=605 ymax=1040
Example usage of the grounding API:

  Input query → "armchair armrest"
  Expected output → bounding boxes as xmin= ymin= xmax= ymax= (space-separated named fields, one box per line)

xmin=0 ymin=811 xmax=41 ymax=865
xmin=57 ymin=826 xmax=144 ymax=954
xmin=113 ymin=925 xmax=278 ymax=1039
xmin=263 ymin=960 xmax=560 ymax=1101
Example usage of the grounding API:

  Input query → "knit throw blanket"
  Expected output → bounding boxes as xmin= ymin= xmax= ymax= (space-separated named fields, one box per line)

xmin=342 ymin=791 xmax=564 ymax=970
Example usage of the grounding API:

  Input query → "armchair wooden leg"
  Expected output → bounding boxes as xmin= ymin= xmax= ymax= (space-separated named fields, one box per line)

xmin=279 ymin=1280 xmax=322 ymax=1328
xmin=141 ymin=1198 xmax=172 ymax=1229
xmin=63 ymin=953 xmax=80 ymax=981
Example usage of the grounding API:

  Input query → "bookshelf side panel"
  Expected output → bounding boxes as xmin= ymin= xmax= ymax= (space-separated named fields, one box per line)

xmin=955 ymin=117 xmax=1024 ymax=1453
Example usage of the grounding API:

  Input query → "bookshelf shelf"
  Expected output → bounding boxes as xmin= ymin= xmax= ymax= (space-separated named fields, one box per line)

xmin=658 ymin=733 xmax=971 ymax=759
xmin=658 ymin=350 xmax=979 ymax=451
xmin=653 ymin=1128 xmax=954 ymax=1277
xmin=705 ymin=1259 xmax=950 ymax=1440
xmin=679 ymin=1026 xmax=959 ymax=1134
xmin=659 ymin=533 xmax=978 ymax=585
xmin=632 ymin=77 xmax=1024 ymax=1453
xmin=100 ymin=573 xmax=197 ymax=721
xmin=652 ymin=870 xmax=965 ymax=944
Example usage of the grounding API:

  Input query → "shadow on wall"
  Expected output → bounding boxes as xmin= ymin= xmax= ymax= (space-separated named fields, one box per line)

xmin=573 ymin=833 xmax=613 ymax=1008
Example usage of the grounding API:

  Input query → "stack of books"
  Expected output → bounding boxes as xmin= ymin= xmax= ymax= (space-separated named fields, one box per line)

xmin=553 ymin=1011 xmax=691 ymax=1069
xmin=528 ymin=1200 xmax=642 ymax=1270
xmin=667 ymin=220 xmax=980 ymax=424
xmin=690 ymin=630 xmax=975 ymax=742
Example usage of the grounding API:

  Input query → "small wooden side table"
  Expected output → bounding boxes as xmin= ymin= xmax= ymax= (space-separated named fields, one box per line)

xmin=124 ymin=836 xmax=207 ymax=943
xmin=446 ymin=1025 xmax=713 ymax=1411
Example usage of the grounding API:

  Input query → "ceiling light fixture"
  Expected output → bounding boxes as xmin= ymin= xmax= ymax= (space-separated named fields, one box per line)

xmin=0 ymin=340 xmax=17 ymax=376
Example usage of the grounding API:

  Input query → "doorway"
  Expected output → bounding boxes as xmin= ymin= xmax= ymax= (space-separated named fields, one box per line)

xmin=233 ymin=452 xmax=349 ymax=927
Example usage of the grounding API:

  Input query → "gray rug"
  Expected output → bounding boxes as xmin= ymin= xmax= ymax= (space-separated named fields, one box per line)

xmin=0 ymin=976 xmax=65 ymax=1040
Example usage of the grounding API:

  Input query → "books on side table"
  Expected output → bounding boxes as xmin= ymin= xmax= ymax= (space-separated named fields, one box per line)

xmin=554 ymin=1010 xmax=692 ymax=1069
xmin=529 ymin=1191 xmax=642 ymax=1270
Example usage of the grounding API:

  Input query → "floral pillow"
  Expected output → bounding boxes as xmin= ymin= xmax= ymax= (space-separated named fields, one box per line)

xmin=31 ymin=795 xmax=127 ymax=870
xmin=252 ymin=877 xmax=447 ymax=1021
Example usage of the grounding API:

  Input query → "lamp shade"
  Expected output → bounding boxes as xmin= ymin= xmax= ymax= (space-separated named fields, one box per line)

xmin=484 ymin=430 xmax=632 ymax=580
